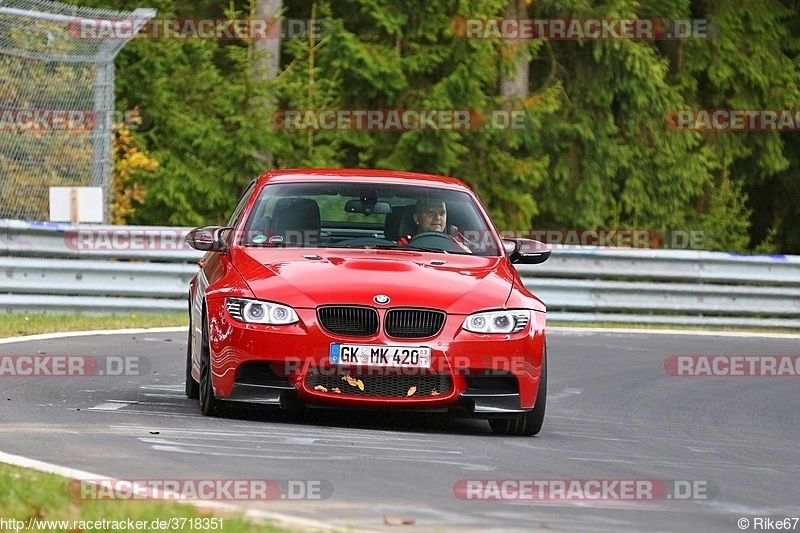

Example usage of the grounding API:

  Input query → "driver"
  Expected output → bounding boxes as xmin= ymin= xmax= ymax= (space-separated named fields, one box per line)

xmin=397 ymin=199 xmax=471 ymax=253
xmin=414 ymin=199 xmax=447 ymax=233
xmin=396 ymin=198 xmax=447 ymax=245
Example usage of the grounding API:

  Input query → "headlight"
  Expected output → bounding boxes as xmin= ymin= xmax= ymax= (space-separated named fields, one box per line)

xmin=462 ymin=310 xmax=529 ymax=334
xmin=225 ymin=298 xmax=299 ymax=325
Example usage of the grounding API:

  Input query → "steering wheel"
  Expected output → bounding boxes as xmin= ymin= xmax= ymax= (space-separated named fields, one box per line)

xmin=409 ymin=231 xmax=457 ymax=251
xmin=410 ymin=231 xmax=452 ymax=242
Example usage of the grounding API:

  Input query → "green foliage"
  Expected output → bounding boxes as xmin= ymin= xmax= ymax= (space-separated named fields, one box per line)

xmin=697 ymin=178 xmax=752 ymax=252
xmin=57 ymin=0 xmax=800 ymax=253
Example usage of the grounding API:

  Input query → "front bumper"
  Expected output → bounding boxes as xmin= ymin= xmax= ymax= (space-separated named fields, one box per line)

xmin=205 ymin=297 xmax=546 ymax=413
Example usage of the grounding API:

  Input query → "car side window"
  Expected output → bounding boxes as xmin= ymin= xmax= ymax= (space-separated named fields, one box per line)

xmin=227 ymin=181 xmax=256 ymax=228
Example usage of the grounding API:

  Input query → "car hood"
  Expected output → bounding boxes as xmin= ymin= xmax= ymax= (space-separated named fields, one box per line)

xmin=229 ymin=247 xmax=516 ymax=314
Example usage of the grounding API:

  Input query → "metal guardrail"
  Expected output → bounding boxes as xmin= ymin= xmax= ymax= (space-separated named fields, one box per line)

xmin=0 ymin=257 xmax=195 ymax=299
xmin=521 ymin=250 xmax=800 ymax=328
xmin=2 ymin=220 xmax=799 ymax=329
xmin=0 ymin=220 xmax=199 ymax=262
xmin=522 ymin=249 xmax=800 ymax=285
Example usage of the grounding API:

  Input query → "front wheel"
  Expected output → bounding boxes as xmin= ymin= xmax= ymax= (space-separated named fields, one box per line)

xmin=198 ymin=315 xmax=226 ymax=416
xmin=185 ymin=317 xmax=199 ymax=399
xmin=489 ymin=349 xmax=547 ymax=436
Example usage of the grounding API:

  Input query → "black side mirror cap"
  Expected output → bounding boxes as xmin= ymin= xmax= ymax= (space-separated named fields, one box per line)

xmin=186 ymin=226 xmax=232 ymax=253
xmin=503 ymin=238 xmax=551 ymax=264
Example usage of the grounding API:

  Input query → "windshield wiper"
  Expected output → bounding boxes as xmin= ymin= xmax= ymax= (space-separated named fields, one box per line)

xmin=372 ymin=243 xmax=450 ymax=254
xmin=327 ymin=242 xmax=450 ymax=254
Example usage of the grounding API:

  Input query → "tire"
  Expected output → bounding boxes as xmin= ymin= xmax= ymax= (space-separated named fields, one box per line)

xmin=185 ymin=316 xmax=199 ymax=399
xmin=198 ymin=315 xmax=225 ymax=416
xmin=489 ymin=347 xmax=547 ymax=436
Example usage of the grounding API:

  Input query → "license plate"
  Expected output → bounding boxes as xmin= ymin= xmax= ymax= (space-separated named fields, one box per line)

xmin=329 ymin=344 xmax=431 ymax=369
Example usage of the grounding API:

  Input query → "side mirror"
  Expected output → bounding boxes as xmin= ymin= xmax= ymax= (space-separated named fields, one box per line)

xmin=186 ymin=226 xmax=232 ymax=253
xmin=503 ymin=238 xmax=551 ymax=264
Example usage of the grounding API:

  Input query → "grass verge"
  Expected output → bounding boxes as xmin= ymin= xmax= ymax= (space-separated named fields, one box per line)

xmin=0 ymin=462 xmax=301 ymax=532
xmin=0 ymin=313 xmax=188 ymax=339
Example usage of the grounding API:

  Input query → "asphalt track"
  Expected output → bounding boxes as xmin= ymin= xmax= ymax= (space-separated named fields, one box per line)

xmin=0 ymin=328 xmax=798 ymax=532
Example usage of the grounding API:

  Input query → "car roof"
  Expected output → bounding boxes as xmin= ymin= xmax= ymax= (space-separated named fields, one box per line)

xmin=257 ymin=169 xmax=471 ymax=191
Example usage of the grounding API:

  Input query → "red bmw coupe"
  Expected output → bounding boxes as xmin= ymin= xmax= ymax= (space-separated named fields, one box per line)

xmin=185 ymin=169 xmax=551 ymax=435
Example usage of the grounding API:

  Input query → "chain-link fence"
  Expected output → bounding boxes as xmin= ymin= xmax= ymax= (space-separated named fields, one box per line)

xmin=0 ymin=0 xmax=154 ymax=222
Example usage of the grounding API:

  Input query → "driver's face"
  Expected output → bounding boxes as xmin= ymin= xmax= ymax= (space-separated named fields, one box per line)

xmin=414 ymin=203 xmax=447 ymax=233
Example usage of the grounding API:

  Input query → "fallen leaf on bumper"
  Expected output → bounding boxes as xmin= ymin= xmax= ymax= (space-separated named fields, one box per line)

xmin=342 ymin=375 xmax=365 ymax=390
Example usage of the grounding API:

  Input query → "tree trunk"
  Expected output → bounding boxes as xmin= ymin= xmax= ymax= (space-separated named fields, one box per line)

xmin=254 ymin=0 xmax=282 ymax=82
xmin=252 ymin=0 xmax=282 ymax=168
xmin=656 ymin=40 xmax=683 ymax=78
xmin=500 ymin=0 xmax=530 ymax=99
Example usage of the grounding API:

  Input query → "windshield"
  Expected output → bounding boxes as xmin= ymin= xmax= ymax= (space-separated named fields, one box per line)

xmin=239 ymin=182 xmax=501 ymax=256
